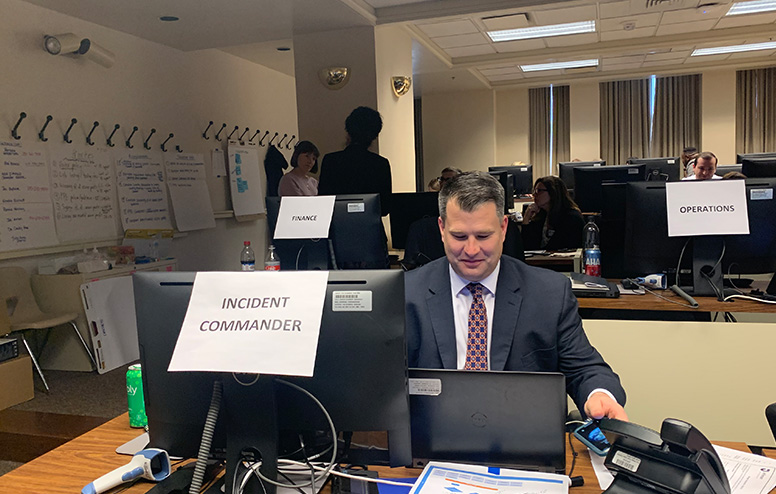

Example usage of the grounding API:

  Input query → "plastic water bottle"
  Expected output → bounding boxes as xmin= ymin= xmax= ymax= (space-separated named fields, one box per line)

xmin=264 ymin=244 xmax=281 ymax=271
xmin=583 ymin=217 xmax=601 ymax=277
xmin=240 ymin=241 xmax=255 ymax=271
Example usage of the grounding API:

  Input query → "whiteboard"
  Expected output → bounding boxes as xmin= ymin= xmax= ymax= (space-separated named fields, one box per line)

xmin=49 ymin=145 xmax=121 ymax=243
xmin=227 ymin=140 xmax=265 ymax=218
xmin=116 ymin=152 xmax=173 ymax=231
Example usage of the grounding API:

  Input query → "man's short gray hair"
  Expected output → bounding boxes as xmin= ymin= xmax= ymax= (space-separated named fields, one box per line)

xmin=439 ymin=171 xmax=505 ymax=221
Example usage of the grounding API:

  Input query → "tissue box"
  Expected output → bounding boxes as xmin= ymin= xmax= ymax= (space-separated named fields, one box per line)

xmin=77 ymin=259 xmax=111 ymax=273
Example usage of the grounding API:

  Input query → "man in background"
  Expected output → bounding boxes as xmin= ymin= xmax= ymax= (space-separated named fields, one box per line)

xmin=682 ymin=152 xmax=721 ymax=181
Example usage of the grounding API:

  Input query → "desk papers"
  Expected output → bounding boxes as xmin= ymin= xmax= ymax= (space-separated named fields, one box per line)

xmin=408 ymin=461 xmax=568 ymax=494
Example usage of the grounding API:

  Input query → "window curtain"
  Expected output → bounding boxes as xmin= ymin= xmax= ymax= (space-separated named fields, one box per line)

xmin=599 ymin=79 xmax=649 ymax=165
xmin=651 ymin=74 xmax=701 ymax=157
xmin=737 ymin=67 xmax=776 ymax=153
xmin=529 ymin=85 xmax=570 ymax=178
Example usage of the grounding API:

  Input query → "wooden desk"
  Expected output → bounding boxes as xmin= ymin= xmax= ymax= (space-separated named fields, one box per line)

xmin=0 ymin=413 xmax=754 ymax=494
xmin=526 ymin=250 xmax=582 ymax=273
xmin=576 ymin=288 xmax=776 ymax=314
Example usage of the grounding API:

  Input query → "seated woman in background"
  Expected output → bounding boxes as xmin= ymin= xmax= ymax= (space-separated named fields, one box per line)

xmin=521 ymin=176 xmax=585 ymax=251
xmin=278 ymin=140 xmax=320 ymax=196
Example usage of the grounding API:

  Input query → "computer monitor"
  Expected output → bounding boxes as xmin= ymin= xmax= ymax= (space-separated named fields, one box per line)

xmin=716 ymin=164 xmax=742 ymax=176
xmin=135 ymin=270 xmax=412 ymax=493
xmin=266 ymin=194 xmax=388 ymax=270
xmin=558 ymin=160 xmax=605 ymax=191
xmin=741 ymin=158 xmax=776 ymax=178
xmin=389 ymin=192 xmax=439 ymax=250
xmin=736 ymin=151 xmax=776 ymax=164
xmin=573 ymin=164 xmax=646 ymax=213
xmin=488 ymin=165 xmax=534 ymax=196
xmin=626 ymin=157 xmax=681 ymax=182
xmin=487 ymin=171 xmax=515 ymax=213
xmin=623 ymin=179 xmax=776 ymax=295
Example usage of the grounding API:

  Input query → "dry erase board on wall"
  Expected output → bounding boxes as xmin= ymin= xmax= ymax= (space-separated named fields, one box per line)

xmin=1 ymin=140 xmax=218 ymax=255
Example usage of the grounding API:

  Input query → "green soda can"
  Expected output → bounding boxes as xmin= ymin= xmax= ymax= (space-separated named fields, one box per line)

xmin=126 ymin=364 xmax=148 ymax=428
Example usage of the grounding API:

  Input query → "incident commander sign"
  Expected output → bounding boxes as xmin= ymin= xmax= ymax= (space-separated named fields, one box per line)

xmin=168 ymin=271 xmax=328 ymax=376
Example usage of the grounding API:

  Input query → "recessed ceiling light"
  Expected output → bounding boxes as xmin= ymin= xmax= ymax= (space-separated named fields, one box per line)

xmin=520 ymin=59 xmax=599 ymax=72
xmin=160 ymin=16 xmax=179 ymax=22
xmin=277 ymin=47 xmax=291 ymax=52
xmin=726 ymin=0 xmax=776 ymax=15
xmin=691 ymin=41 xmax=776 ymax=56
xmin=487 ymin=21 xmax=596 ymax=42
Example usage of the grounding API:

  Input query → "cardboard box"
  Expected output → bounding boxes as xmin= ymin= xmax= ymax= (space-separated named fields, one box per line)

xmin=0 ymin=355 xmax=34 ymax=410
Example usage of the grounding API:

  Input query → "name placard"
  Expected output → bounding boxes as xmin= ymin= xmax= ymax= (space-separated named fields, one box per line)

xmin=168 ymin=271 xmax=328 ymax=376
xmin=666 ymin=180 xmax=749 ymax=237
xmin=274 ymin=195 xmax=336 ymax=239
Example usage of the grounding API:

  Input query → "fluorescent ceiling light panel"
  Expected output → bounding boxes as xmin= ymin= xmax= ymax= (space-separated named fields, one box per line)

xmin=726 ymin=0 xmax=776 ymax=15
xmin=691 ymin=41 xmax=776 ymax=56
xmin=488 ymin=21 xmax=595 ymax=42
xmin=520 ymin=59 xmax=599 ymax=72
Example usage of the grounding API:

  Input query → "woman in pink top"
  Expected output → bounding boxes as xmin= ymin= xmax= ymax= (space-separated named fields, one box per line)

xmin=279 ymin=140 xmax=320 ymax=196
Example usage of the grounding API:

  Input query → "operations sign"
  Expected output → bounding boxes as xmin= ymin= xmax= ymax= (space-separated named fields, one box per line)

xmin=666 ymin=180 xmax=749 ymax=237
xmin=168 ymin=271 xmax=328 ymax=376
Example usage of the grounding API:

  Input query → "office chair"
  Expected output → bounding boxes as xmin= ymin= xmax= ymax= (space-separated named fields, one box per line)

xmin=0 ymin=266 xmax=96 ymax=392
xmin=767 ymin=403 xmax=776 ymax=442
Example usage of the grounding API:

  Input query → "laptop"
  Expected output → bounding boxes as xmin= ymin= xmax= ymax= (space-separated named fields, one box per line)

xmin=408 ymin=369 xmax=567 ymax=474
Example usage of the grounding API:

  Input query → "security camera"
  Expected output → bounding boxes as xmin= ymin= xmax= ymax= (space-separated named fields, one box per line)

xmin=43 ymin=33 xmax=114 ymax=68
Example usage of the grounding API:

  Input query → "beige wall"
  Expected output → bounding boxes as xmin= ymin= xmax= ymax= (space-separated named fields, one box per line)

xmin=422 ymin=89 xmax=495 ymax=178
xmin=702 ymin=69 xmax=737 ymax=165
xmin=0 ymin=0 xmax=298 ymax=272
xmin=585 ymin=319 xmax=776 ymax=446
xmin=423 ymin=68 xmax=743 ymax=180
xmin=375 ymin=25 xmax=416 ymax=194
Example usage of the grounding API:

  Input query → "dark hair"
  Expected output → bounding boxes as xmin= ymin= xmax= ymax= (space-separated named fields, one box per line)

xmin=722 ymin=171 xmax=747 ymax=180
xmin=439 ymin=172 xmax=504 ymax=222
xmin=697 ymin=151 xmax=718 ymax=167
xmin=345 ymin=107 xmax=383 ymax=146
xmin=683 ymin=146 xmax=698 ymax=155
xmin=290 ymin=140 xmax=320 ymax=173
xmin=441 ymin=167 xmax=463 ymax=176
xmin=529 ymin=176 xmax=579 ymax=227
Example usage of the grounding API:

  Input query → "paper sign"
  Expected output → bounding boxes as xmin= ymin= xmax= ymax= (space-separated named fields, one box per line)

xmin=168 ymin=271 xmax=329 ymax=376
xmin=666 ymin=180 xmax=749 ymax=237
xmin=274 ymin=195 xmax=336 ymax=239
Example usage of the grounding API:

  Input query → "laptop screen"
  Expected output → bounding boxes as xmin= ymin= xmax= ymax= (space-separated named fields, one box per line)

xmin=408 ymin=369 xmax=567 ymax=474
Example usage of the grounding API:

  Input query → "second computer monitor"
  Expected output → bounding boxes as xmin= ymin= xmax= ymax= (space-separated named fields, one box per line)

xmin=741 ymin=158 xmax=776 ymax=178
xmin=626 ymin=157 xmax=681 ymax=182
xmin=573 ymin=164 xmax=645 ymax=213
xmin=488 ymin=165 xmax=534 ymax=196
xmin=558 ymin=161 xmax=605 ymax=191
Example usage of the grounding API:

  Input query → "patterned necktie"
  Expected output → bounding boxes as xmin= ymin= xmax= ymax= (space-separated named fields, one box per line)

xmin=464 ymin=282 xmax=488 ymax=371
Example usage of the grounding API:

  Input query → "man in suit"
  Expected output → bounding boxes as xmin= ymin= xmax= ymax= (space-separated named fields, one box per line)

xmin=405 ymin=171 xmax=627 ymax=419
xmin=318 ymin=106 xmax=392 ymax=216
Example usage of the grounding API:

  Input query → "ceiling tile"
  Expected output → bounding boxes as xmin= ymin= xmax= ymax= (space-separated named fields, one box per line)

xmin=433 ymin=33 xmax=490 ymax=48
xmin=645 ymin=50 xmax=692 ymax=60
xmin=492 ymin=38 xmax=547 ymax=53
xmin=530 ymin=5 xmax=598 ymax=25
xmin=603 ymin=54 xmax=646 ymax=65
xmin=523 ymin=68 xmax=563 ymax=78
xmin=656 ymin=19 xmax=716 ymax=35
xmin=641 ymin=60 xmax=677 ymax=67
xmin=445 ymin=44 xmax=498 ymax=58
xmin=545 ymin=32 xmax=599 ymax=47
xmin=600 ymin=1 xmax=633 ymax=19
xmin=479 ymin=66 xmax=521 ymax=76
xmin=661 ymin=8 xmax=724 ymax=25
xmin=487 ymin=73 xmax=526 ymax=82
xmin=417 ymin=19 xmax=480 ymax=38
xmin=602 ymin=62 xmax=644 ymax=71
xmin=600 ymin=26 xmax=655 ymax=41
xmin=715 ymin=13 xmax=776 ymax=29
xmin=599 ymin=13 xmax=661 ymax=31
xmin=481 ymin=13 xmax=530 ymax=31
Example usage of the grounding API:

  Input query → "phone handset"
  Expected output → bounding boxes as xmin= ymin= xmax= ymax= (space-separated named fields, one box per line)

xmin=661 ymin=419 xmax=731 ymax=494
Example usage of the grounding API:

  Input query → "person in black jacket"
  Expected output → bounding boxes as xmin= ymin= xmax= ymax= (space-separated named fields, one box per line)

xmin=317 ymin=107 xmax=392 ymax=216
xmin=521 ymin=175 xmax=585 ymax=251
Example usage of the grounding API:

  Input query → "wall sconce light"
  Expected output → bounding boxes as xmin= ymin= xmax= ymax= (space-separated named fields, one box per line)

xmin=43 ymin=33 xmax=115 ymax=68
xmin=391 ymin=76 xmax=412 ymax=97
xmin=319 ymin=67 xmax=350 ymax=90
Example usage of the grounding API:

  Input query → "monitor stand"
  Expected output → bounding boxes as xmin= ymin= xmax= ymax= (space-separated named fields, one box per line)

xmin=684 ymin=236 xmax=724 ymax=298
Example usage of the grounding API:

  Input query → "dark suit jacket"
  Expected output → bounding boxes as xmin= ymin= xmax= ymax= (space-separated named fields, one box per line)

xmin=405 ymin=255 xmax=626 ymax=413
xmin=318 ymin=144 xmax=392 ymax=216
xmin=521 ymin=209 xmax=585 ymax=251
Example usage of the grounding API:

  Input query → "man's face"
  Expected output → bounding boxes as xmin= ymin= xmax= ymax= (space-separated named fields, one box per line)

xmin=694 ymin=157 xmax=717 ymax=180
xmin=439 ymin=199 xmax=508 ymax=281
